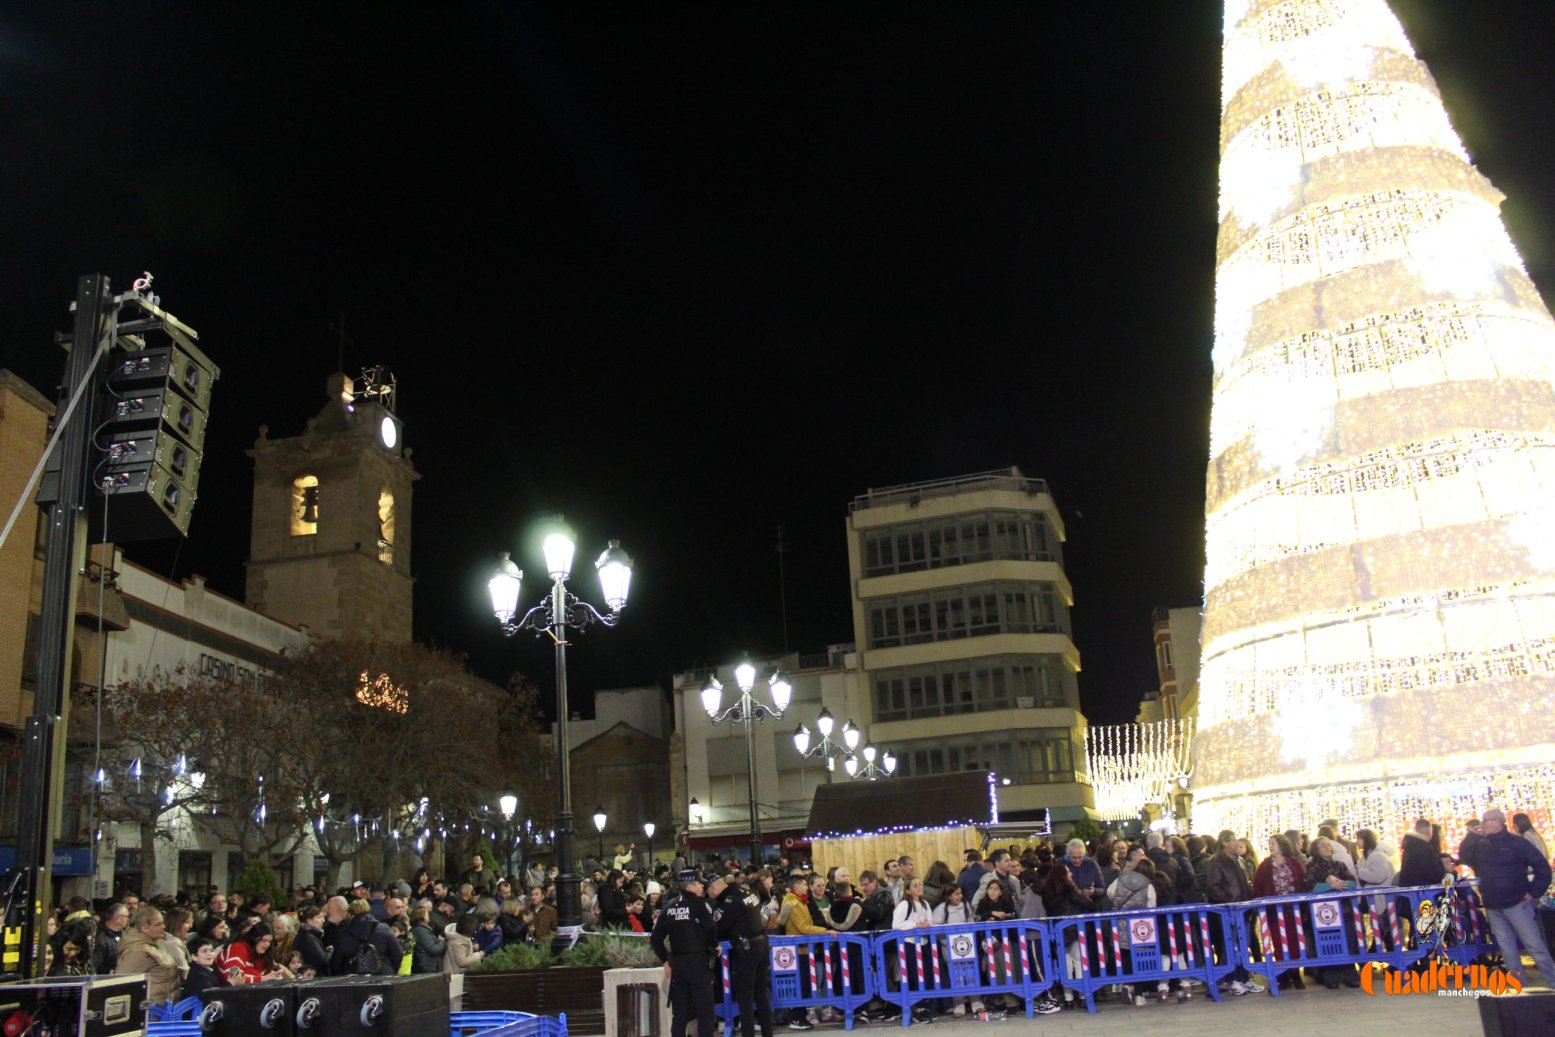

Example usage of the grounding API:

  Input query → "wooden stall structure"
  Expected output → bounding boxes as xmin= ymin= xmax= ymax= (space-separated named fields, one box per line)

xmin=806 ymin=772 xmax=1050 ymax=879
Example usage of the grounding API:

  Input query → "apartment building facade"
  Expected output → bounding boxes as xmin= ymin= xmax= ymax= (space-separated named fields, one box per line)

xmin=846 ymin=467 xmax=1095 ymax=826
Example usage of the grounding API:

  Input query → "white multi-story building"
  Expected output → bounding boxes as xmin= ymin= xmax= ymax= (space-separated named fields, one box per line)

xmin=846 ymin=468 xmax=1095 ymax=828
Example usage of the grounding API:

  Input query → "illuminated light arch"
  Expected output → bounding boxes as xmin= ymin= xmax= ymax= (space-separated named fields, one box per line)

xmin=1195 ymin=0 xmax=1555 ymax=849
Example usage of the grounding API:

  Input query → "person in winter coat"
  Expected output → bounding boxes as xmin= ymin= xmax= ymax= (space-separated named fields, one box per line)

xmin=329 ymin=900 xmax=403 ymax=975
xmin=443 ymin=913 xmax=484 ymax=975
xmin=778 ymin=872 xmax=837 ymax=1028
xmin=1205 ymin=833 xmax=1262 ymax=996
xmin=1353 ymin=830 xmax=1395 ymax=887
xmin=410 ymin=906 xmax=448 ymax=974
xmin=595 ymin=870 xmax=630 ymax=929
xmin=91 ymin=903 xmax=128 ymax=975
xmin=827 ymin=870 xmax=864 ymax=932
xmin=496 ymin=898 xmax=529 ymax=945
xmin=1040 ymin=863 xmax=1097 ymax=1009
xmin=1252 ymin=835 xmax=1307 ymax=988
xmin=1513 ymin=812 xmax=1550 ymax=864
xmin=220 ymin=922 xmax=283 ymax=985
xmin=1304 ymin=838 xmax=1360 ymax=990
xmin=182 ymin=937 xmax=226 ymax=998
xmin=474 ymin=910 xmax=504 ymax=955
xmin=1059 ymin=841 xmax=1105 ymax=907
xmin=293 ymin=906 xmax=330 ymax=978
xmin=1398 ymin=818 xmax=1447 ymax=886
xmin=114 ymin=907 xmax=181 ymax=1005
xmin=1458 ymin=808 xmax=1555 ymax=987
xmin=891 ymin=879 xmax=936 ymax=1024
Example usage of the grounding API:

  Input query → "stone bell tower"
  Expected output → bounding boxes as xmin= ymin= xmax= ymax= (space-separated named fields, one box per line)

xmin=245 ymin=370 xmax=417 ymax=642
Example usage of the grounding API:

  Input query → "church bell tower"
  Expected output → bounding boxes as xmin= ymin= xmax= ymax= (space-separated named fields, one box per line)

xmin=245 ymin=369 xmax=417 ymax=642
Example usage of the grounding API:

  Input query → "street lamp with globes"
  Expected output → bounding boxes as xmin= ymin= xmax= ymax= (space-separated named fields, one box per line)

xmin=792 ymin=708 xmax=861 ymax=782
xmin=487 ymin=518 xmax=633 ymax=948
xmin=702 ymin=660 xmax=792 ymax=865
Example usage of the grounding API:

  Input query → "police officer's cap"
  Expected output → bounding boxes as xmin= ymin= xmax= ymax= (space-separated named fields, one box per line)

xmin=677 ymin=868 xmax=703 ymax=885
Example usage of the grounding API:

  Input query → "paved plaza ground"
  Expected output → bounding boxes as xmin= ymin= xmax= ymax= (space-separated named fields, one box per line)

xmin=811 ymin=963 xmax=1553 ymax=1037
xmin=899 ymin=984 xmax=1489 ymax=1036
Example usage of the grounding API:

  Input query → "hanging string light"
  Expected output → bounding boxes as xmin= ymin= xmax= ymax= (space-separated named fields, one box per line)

xmin=1085 ymin=719 xmax=1195 ymax=822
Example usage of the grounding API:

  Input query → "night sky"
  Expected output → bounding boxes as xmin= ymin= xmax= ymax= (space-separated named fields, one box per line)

xmin=4 ymin=2 xmax=1554 ymax=726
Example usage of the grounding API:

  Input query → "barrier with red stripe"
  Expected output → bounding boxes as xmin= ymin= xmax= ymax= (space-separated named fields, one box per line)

xmin=699 ymin=881 xmax=1498 ymax=1024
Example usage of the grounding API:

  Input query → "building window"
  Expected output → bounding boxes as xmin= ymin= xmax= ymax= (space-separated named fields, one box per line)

xmin=1160 ymin=639 xmax=1174 ymax=673
xmin=873 ymin=655 xmax=1074 ymax=721
xmin=867 ymin=581 xmax=1068 ymax=648
xmin=178 ymin=851 xmax=212 ymax=899
xmin=889 ymin=728 xmax=1077 ymax=784
xmin=377 ymin=485 xmax=395 ymax=564
xmin=291 ymin=475 xmax=320 ymax=536
xmin=862 ymin=511 xmax=1059 ymax=576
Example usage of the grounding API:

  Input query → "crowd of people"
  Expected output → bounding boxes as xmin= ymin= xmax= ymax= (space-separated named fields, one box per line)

xmin=41 ymin=852 xmax=571 ymax=1004
xmin=646 ymin=810 xmax=1553 ymax=1032
xmin=35 ymin=811 xmax=1552 ymax=1029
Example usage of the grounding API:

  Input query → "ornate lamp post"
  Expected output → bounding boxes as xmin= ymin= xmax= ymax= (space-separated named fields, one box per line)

xmin=792 ymin=708 xmax=860 ymax=782
xmin=701 ymin=661 xmax=792 ymax=865
xmin=499 ymin=793 xmax=518 ymax=877
xmin=488 ymin=519 xmax=633 ymax=948
xmin=844 ymin=743 xmax=897 ymax=781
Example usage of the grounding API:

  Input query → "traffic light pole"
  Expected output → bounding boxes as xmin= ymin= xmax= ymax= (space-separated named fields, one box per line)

xmin=6 ymin=275 xmax=110 ymax=979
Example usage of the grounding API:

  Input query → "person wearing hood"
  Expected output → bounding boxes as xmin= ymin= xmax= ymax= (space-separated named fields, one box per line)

xmin=329 ymin=899 xmax=402 ymax=975
xmin=443 ymin=913 xmax=484 ymax=975
xmin=1397 ymin=818 xmax=1446 ymax=886
xmin=114 ymin=906 xmax=180 ymax=1004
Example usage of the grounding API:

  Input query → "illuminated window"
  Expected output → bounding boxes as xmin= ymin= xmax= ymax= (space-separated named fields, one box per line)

xmin=291 ymin=475 xmax=320 ymax=536
xmin=377 ymin=486 xmax=395 ymax=564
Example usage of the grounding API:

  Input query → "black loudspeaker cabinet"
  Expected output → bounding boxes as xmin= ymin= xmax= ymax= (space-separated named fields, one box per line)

xmin=294 ymin=974 xmax=448 ymax=1037
xmin=198 ymin=978 xmax=316 ymax=1036
xmin=0 ymin=975 xmax=147 ymax=1037
xmin=1479 ymin=987 xmax=1555 ymax=1037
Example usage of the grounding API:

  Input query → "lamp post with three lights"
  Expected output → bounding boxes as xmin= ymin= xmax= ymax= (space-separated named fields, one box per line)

xmin=701 ymin=661 xmax=792 ymax=867
xmin=792 ymin=708 xmax=861 ymax=782
xmin=487 ymin=520 xmax=633 ymax=947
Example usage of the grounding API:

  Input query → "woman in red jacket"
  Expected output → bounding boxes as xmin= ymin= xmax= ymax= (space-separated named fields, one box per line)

xmin=1252 ymin=835 xmax=1307 ymax=988
xmin=220 ymin=922 xmax=284 ymax=985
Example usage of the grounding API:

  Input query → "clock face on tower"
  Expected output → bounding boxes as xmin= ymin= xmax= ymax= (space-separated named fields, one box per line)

xmin=379 ymin=414 xmax=399 ymax=449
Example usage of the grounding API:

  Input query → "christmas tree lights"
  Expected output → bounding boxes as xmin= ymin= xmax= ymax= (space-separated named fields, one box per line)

xmin=1195 ymin=0 xmax=1555 ymax=845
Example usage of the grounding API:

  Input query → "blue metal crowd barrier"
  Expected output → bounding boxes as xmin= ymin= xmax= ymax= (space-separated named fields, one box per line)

xmin=703 ymin=882 xmax=1499 ymax=1022
xmin=1040 ymin=903 xmax=1239 ymax=1012
xmin=1231 ymin=880 xmax=1496 ymax=994
xmin=872 ymin=921 xmax=1044 ymax=1023
xmin=713 ymin=932 xmax=876 ymax=1030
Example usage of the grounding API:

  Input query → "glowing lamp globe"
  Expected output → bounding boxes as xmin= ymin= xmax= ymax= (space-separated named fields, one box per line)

xmin=768 ymin=672 xmax=792 ymax=712
xmin=793 ymin=724 xmax=811 ymax=755
xmin=542 ymin=529 xmax=576 ymax=581
xmin=815 ymin=708 xmax=834 ymax=738
xmin=734 ymin=660 xmax=757 ymax=693
xmin=595 ymin=540 xmax=634 ymax=611
xmin=488 ymin=553 xmax=522 ymax=623
xmin=700 ymin=678 xmax=723 ymax=718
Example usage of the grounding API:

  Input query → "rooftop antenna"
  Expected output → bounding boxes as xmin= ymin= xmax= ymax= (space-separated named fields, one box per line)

xmin=329 ymin=311 xmax=354 ymax=372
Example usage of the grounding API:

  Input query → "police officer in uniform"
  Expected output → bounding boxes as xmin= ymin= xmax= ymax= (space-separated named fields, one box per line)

xmin=651 ymin=869 xmax=719 ymax=1037
xmin=711 ymin=872 xmax=774 ymax=1037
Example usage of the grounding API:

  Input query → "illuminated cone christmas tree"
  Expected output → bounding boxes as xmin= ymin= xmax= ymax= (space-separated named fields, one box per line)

xmin=1194 ymin=0 xmax=1555 ymax=847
